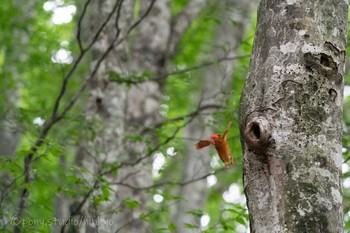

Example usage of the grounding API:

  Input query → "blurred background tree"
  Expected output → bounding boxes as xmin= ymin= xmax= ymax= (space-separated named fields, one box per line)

xmin=0 ymin=0 xmax=349 ymax=233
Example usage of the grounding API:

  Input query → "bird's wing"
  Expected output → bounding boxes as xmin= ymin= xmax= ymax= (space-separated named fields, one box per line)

xmin=223 ymin=120 xmax=232 ymax=140
xmin=195 ymin=140 xmax=215 ymax=149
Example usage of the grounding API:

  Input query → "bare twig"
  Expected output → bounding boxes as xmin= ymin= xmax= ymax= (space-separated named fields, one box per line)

xmin=84 ymin=0 xmax=123 ymax=52
xmin=108 ymin=54 xmax=250 ymax=84
xmin=113 ymin=167 xmax=226 ymax=191
xmin=163 ymin=55 xmax=250 ymax=78
xmin=76 ymin=0 xmax=91 ymax=52
xmin=154 ymin=104 xmax=225 ymax=129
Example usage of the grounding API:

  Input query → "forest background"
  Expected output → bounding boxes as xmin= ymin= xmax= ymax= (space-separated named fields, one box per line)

xmin=1 ymin=0 xmax=350 ymax=232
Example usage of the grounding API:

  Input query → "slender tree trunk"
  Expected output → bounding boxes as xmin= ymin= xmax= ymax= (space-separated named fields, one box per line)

xmin=69 ymin=1 xmax=135 ymax=232
xmin=69 ymin=0 xmax=207 ymax=232
xmin=239 ymin=0 xmax=347 ymax=232
xmin=116 ymin=1 xmax=171 ymax=232
xmin=173 ymin=0 xmax=258 ymax=231
xmin=118 ymin=0 xmax=207 ymax=231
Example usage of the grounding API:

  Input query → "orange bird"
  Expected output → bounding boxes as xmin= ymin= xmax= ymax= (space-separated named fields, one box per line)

xmin=195 ymin=121 xmax=234 ymax=168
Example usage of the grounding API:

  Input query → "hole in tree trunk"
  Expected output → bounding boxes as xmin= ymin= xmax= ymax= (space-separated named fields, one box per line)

xmin=251 ymin=123 xmax=260 ymax=140
xmin=328 ymin=88 xmax=337 ymax=101
xmin=320 ymin=53 xmax=336 ymax=69
xmin=244 ymin=117 xmax=271 ymax=152
xmin=320 ymin=54 xmax=330 ymax=67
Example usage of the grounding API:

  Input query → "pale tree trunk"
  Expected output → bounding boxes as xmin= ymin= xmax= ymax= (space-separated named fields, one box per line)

xmin=68 ymin=0 xmax=207 ymax=233
xmin=173 ymin=0 xmax=258 ymax=231
xmin=118 ymin=0 xmax=207 ymax=231
xmin=239 ymin=0 xmax=347 ymax=232
xmin=117 ymin=1 xmax=171 ymax=232
xmin=68 ymin=1 xmax=135 ymax=232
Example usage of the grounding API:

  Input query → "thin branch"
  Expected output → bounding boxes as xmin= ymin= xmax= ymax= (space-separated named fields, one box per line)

xmin=154 ymin=104 xmax=225 ymax=128
xmin=125 ymin=0 xmax=156 ymax=35
xmin=109 ymin=54 xmax=250 ymax=85
xmin=164 ymin=55 xmax=250 ymax=78
xmin=76 ymin=0 xmax=91 ymax=52
xmin=113 ymin=167 xmax=226 ymax=191
xmin=84 ymin=0 xmax=123 ymax=52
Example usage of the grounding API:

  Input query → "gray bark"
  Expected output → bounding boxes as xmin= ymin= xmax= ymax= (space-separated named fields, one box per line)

xmin=117 ymin=1 xmax=171 ymax=232
xmin=70 ymin=1 xmax=135 ymax=232
xmin=173 ymin=0 xmax=258 ymax=231
xmin=239 ymin=0 xmax=347 ymax=232
xmin=71 ymin=0 xmax=207 ymax=232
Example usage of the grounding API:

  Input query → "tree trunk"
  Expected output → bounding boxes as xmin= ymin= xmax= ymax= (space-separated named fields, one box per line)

xmin=173 ymin=0 xmax=258 ymax=231
xmin=69 ymin=0 xmax=207 ymax=232
xmin=239 ymin=0 xmax=347 ymax=232
xmin=116 ymin=1 xmax=171 ymax=232
xmin=69 ymin=1 xmax=135 ymax=232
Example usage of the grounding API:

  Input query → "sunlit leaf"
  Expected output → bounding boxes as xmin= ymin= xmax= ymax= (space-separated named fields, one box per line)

xmin=124 ymin=198 xmax=140 ymax=209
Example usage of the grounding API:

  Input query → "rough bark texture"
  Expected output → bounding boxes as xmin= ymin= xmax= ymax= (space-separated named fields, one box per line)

xmin=71 ymin=1 xmax=135 ymax=232
xmin=172 ymin=0 xmax=258 ymax=231
xmin=239 ymin=0 xmax=347 ymax=232
xmin=117 ymin=1 xmax=171 ymax=232
xmin=72 ymin=0 xmax=207 ymax=232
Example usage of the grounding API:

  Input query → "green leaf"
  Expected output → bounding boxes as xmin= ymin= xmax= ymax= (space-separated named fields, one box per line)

xmin=168 ymin=223 xmax=176 ymax=230
xmin=184 ymin=223 xmax=199 ymax=229
xmin=123 ymin=198 xmax=140 ymax=209
xmin=101 ymin=185 xmax=110 ymax=201
xmin=97 ymin=175 xmax=109 ymax=183
xmin=223 ymin=208 xmax=239 ymax=214
xmin=93 ymin=196 xmax=105 ymax=205
xmin=125 ymin=135 xmax=144 ymax=142
xmin=108 ymin=70 xmax=153 ymax=86
xmin=236 ymin=216 xmax=246 ymax=225
xmin=186 ymin=209 xmax=204 ymax=218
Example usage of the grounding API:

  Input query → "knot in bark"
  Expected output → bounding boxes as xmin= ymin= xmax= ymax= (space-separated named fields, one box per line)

xmin=244 ymin=116 xmax=271 ymax=152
